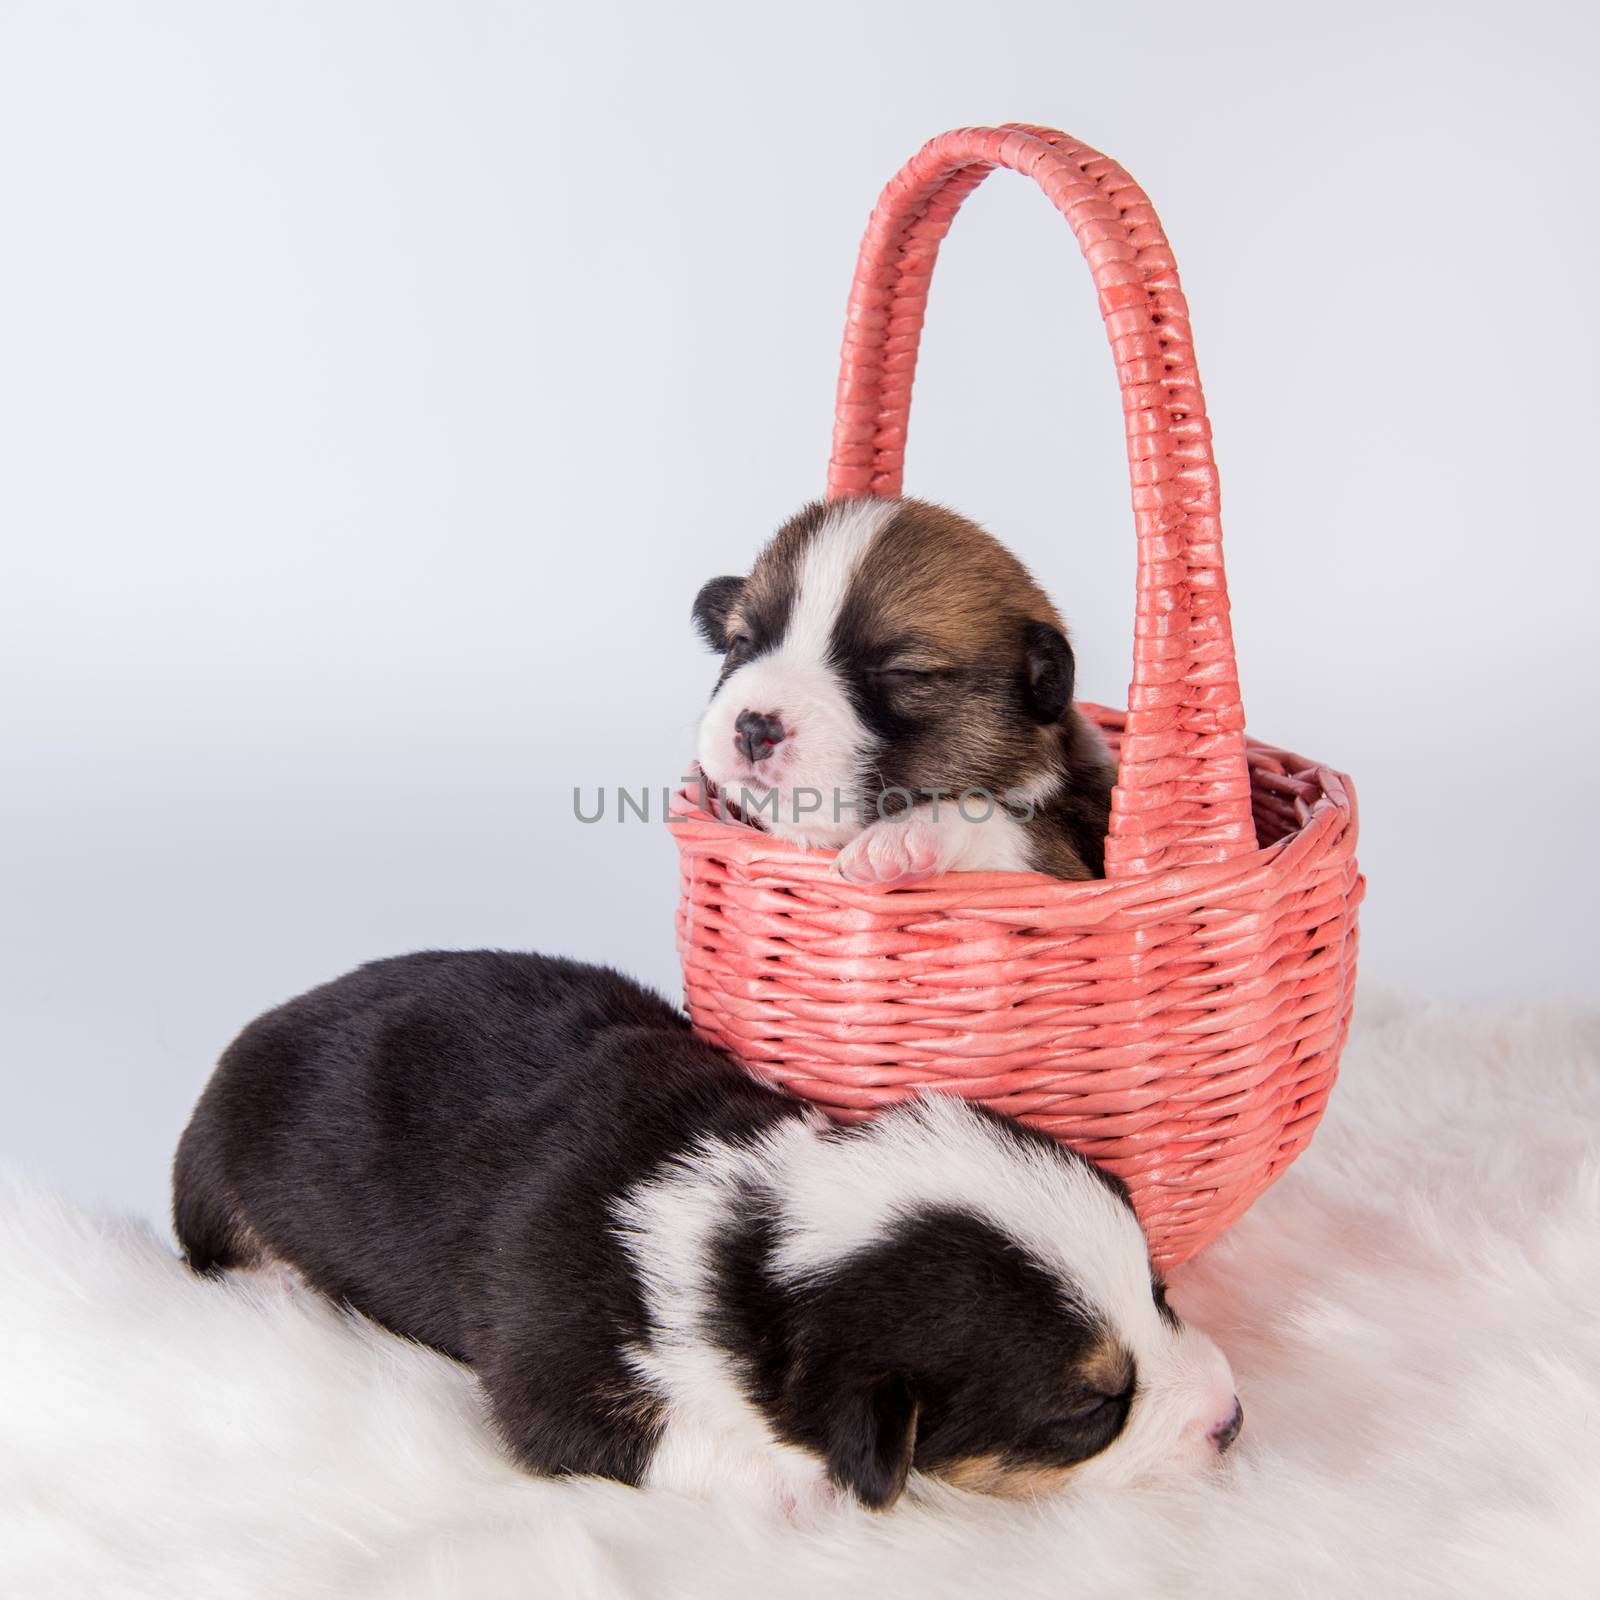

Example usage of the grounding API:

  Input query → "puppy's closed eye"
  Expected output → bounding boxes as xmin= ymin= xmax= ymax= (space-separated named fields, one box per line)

xmin=1064 ymin=1386 xmax=1132 ymax=1422
xmin=1032 ymin=1387 xmax=1134 ymax=1460
xmin=868 ymin=661 xmax=947 ymax=690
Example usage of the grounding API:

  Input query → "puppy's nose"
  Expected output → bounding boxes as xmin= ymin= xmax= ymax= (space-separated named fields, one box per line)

xmin=734 ymin=709 xmax=786 ymax=764
xmin=1211 ymin=1397 xmax=1244 ymax=1455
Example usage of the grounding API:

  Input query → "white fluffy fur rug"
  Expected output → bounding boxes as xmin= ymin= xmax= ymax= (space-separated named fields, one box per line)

xmin=4 ymin=990 xmax=1598 ymax=1600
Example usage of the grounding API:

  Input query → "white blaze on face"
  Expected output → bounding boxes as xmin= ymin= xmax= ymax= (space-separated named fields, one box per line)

xmin=696 ymin=499 xmax=896 ymax=847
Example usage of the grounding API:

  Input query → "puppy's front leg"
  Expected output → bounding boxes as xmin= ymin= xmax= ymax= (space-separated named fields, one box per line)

xmin=832 ymin=798 xmax=1030 ymax=885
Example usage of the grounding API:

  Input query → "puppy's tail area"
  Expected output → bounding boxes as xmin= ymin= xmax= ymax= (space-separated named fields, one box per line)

xmin=171 ymin=1114 xmax=254 ymax=1277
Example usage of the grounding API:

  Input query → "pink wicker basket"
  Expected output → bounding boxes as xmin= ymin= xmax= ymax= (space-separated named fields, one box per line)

xmin=669 ymin=124 xmax=1363 ymax=1266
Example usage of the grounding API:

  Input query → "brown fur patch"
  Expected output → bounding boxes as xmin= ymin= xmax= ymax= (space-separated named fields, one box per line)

xmin=856 ymin=501 xmax=1066 ymax=656
xmin=734 ymin=497 xmax=1064 ymax=668
xmin=937 ymin=1454 xmax=1080 ymax=1499
xmin=1080 ymin=1336 xmax=1135 ymax=1400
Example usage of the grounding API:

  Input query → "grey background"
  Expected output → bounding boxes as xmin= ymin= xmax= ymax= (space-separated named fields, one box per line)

xmin=3 ymin=1 xmax=1594 ymax=1226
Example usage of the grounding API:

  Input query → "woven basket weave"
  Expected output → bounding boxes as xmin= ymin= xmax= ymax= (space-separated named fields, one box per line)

xmin=669 ymin=124 xmax=1363 ymax=1266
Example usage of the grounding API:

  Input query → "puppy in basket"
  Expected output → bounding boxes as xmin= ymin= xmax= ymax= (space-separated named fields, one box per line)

xmin=692 ymin=497 xmax=1117 ymax=883
xmin=174 ymin=950 xmax=1242 ymax=1512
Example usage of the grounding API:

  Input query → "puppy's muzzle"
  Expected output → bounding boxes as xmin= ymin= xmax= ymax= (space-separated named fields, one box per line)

xmin=734 ymin=709 xmax=787 ymax=764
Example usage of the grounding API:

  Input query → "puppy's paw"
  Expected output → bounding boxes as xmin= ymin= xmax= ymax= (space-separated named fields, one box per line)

xmin=833 ymin=814 xmax=951 ymax=885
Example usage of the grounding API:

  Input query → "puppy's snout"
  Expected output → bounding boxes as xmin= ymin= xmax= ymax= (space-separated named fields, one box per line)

xmin=1211 ymin=1397 xmax=1243 ymax=1455
xmin=734 ymin=709 xmax=786 ymax=764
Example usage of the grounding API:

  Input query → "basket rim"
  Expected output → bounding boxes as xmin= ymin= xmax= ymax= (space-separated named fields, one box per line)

xmin=670 ymin=715 xmax=1358 ymax=926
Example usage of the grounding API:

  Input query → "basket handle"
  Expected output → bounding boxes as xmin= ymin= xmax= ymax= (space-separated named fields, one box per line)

xmin=827 ymin=124 xmax=1257 ymax=878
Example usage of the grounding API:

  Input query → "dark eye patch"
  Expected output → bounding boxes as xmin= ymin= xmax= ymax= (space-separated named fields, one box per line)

xmin=729 ymin=581 xmax=796 ymax=666
xmin=711 ymin=592 xmax=790 ymax=689
xmin=1031 ymin=1368 xmax=1135 ymax=1456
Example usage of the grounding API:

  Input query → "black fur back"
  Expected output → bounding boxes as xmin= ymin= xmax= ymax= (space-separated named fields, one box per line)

xmin=173 ymin=950 xmax=797 ymax=1482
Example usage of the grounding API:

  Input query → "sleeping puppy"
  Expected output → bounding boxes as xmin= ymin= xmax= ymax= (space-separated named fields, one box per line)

xmin=692 ymin=497 xmax=1117 ymax=883
xmin=174 ymin=951 xmax=1242 ymax=1511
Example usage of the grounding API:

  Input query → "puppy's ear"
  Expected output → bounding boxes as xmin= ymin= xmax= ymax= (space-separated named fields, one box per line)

xmin=692 ymin=575 xmax=746 ymax=651
xmin=1022 ymin=620 xmax=1075 ymax=725
xmin=825 ymin=1374 xmax=919 ymax=1511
